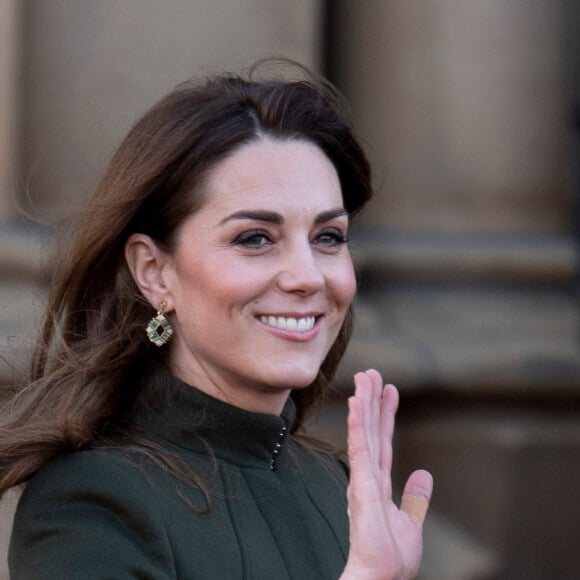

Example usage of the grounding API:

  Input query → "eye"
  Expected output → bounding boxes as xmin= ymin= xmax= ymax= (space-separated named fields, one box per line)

xmin=314 ymin=228 xmax=349 ymax=247
xmin=232 ymin=230 xmax=274 ymax=248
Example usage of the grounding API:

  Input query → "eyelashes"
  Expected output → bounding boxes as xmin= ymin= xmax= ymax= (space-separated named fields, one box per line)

xmin=231 ymin=228 xmax=349 ymax=250
xmin=232 ymin=230 xmax=273 ymax=248
xmin=313 ymin=229 xmax=349 ymax=247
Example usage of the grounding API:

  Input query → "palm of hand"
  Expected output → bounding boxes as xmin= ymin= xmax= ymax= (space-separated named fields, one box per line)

xmin=341 ymin=370 xmax=432 ymax=580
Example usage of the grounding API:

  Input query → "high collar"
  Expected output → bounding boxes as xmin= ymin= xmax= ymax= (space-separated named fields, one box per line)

xmin=129 ymin=375 xmax=296 ymax=471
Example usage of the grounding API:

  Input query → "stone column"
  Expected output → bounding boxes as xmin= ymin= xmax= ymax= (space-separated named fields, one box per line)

xmin=330 ymin=0 xmax=567 ymax=233
xmin=21 ymin=0 xmax=323 ymax=219
xmin=0 ymin=8 xmax=22 ymax=574
xmin=0 ymin=0 xmax=20 ymax=219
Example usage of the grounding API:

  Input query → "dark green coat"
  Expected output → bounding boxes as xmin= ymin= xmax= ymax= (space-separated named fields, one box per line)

xmin=9 ymin=378 xmax=349 ymax=579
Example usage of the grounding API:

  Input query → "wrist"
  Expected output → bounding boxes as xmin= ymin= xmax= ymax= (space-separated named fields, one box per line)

xmin=340 ymin=563 xmax=404 ymax=580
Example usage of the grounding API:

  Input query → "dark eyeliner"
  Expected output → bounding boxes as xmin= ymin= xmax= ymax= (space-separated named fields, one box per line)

xmin=315 ymin=228 xmax=349 ymax=246
xmin=231 ymin=230 xmax=273 ymax=247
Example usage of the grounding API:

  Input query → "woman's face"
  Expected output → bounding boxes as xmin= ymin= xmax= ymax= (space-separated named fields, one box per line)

xmin=163 ymin=138 xmax=356 ymax=414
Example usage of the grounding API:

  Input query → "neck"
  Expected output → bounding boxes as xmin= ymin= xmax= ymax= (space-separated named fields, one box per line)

xmin=170 ymin=365 xmax=291 ymax=416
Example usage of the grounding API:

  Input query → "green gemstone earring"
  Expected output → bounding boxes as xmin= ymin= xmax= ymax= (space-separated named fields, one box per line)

xmin=146 ymin=299 xmax=174 ymax=347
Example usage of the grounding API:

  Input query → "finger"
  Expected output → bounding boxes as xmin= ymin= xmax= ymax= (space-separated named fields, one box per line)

xmin=377 ymin=383 xmax=398 ymax=501
xmin=346 ymin=395 xmax=392 ymax=551
xmin=365 ymin=369 xmax=383 ymax=463
xmin=346 ymin=396 xmax=380 ymax=517
xmin=364 ymin=369 xmax=383 ymax=465
xmin=353 ymin=371 xmax=379 ymax=465
xmin=378 ymin=383 xmax=399 ymax=474
xmin=401 ymin=469 xmax=433 ymax=526
xmin=346 ymin=395 xmax=373 ymax=480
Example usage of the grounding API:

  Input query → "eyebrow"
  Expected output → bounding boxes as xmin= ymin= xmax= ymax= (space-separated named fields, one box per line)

xmin=219 ymin=207 xmax=348 ymax=226
xmin=314 ymin=208 xmax=348 ymax=225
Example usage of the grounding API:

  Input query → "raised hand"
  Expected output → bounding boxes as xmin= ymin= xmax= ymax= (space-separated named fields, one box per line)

xmin=341 ymin=369 xmax=433 ymax=580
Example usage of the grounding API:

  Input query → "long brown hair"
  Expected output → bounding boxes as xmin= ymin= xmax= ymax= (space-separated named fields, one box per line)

xmin=0 ymin=61 xmax=372 ymax=498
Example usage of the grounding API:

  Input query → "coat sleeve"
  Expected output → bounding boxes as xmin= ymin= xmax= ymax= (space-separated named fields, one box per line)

xmin=9 ymin=450 xmax=176 ymax=580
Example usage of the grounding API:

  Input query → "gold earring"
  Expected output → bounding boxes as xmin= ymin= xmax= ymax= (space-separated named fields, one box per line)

xmin=146 ymin=299 xmax=174 ymax=347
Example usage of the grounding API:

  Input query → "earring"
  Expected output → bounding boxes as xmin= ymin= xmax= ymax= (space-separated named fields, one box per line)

xmin=146 ymin=299 xmax=174 ymax=347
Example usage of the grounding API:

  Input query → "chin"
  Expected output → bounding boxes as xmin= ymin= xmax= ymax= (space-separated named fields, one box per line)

xmin=265 ymin=366 xmax=319 ymax=390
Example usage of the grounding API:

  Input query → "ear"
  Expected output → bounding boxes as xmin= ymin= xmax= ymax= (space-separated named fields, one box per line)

xmin=125 ymin=233 xmax=174 ymax=311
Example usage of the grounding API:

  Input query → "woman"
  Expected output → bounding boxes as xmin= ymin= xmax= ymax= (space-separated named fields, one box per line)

xmin=1 ymin=62 xmax=432 ymax=579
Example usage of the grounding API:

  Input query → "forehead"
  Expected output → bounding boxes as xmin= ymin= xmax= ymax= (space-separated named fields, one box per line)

xmin=199 ymin=138 xmax=343 ymax=214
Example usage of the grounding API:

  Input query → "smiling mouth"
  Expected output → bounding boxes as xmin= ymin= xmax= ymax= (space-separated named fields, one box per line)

xmin=258 ymin=315 xmax=317 ymax=332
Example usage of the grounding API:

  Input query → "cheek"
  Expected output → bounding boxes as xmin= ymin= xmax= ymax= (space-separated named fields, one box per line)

xmin=177 ymin=261 xmax=265 ymax=314
xmin=331 ymin=259 xmax=357 ymax=307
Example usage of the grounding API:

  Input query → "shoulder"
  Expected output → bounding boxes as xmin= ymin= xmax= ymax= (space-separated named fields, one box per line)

xmin=13 ymin=447 xmax=166 ymax=545
xmin=12 ymin=446 xmax=173 ymax=548
xmin=21 ymin=447 xmax=157 ymax=503
xmin=10 ymin=448 xmax=175 ymax=579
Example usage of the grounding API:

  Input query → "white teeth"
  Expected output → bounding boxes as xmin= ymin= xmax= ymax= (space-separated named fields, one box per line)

xmin=259 ymin=315 xmax=316 ymax=332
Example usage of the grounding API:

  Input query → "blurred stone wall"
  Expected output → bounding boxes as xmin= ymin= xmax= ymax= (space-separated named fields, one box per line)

xmin=324 ymin=2 xmax=580 ymax=579
xmin=1 ymin=1 xmax=579 ymax=579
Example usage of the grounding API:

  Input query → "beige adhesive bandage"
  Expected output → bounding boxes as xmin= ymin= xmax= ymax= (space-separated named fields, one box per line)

xmin=401 ymin=494 xmax=429 ymax=524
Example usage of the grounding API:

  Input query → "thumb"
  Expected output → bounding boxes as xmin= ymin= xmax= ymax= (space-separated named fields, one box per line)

xmin=400 ymin=469 xmax=433 ymax=526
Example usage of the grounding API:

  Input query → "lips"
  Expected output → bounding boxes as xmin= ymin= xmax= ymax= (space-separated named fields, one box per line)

xmin=259 ymin=315 xmax=316 ymax=332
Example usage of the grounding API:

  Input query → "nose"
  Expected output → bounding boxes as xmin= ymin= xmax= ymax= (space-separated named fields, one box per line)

xmin=276 ymin=241 xmax=325 ymax=295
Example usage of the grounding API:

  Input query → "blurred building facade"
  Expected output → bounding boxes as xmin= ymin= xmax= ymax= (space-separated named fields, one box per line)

xmin=1 ymin=1 xmax=579 ymax=579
